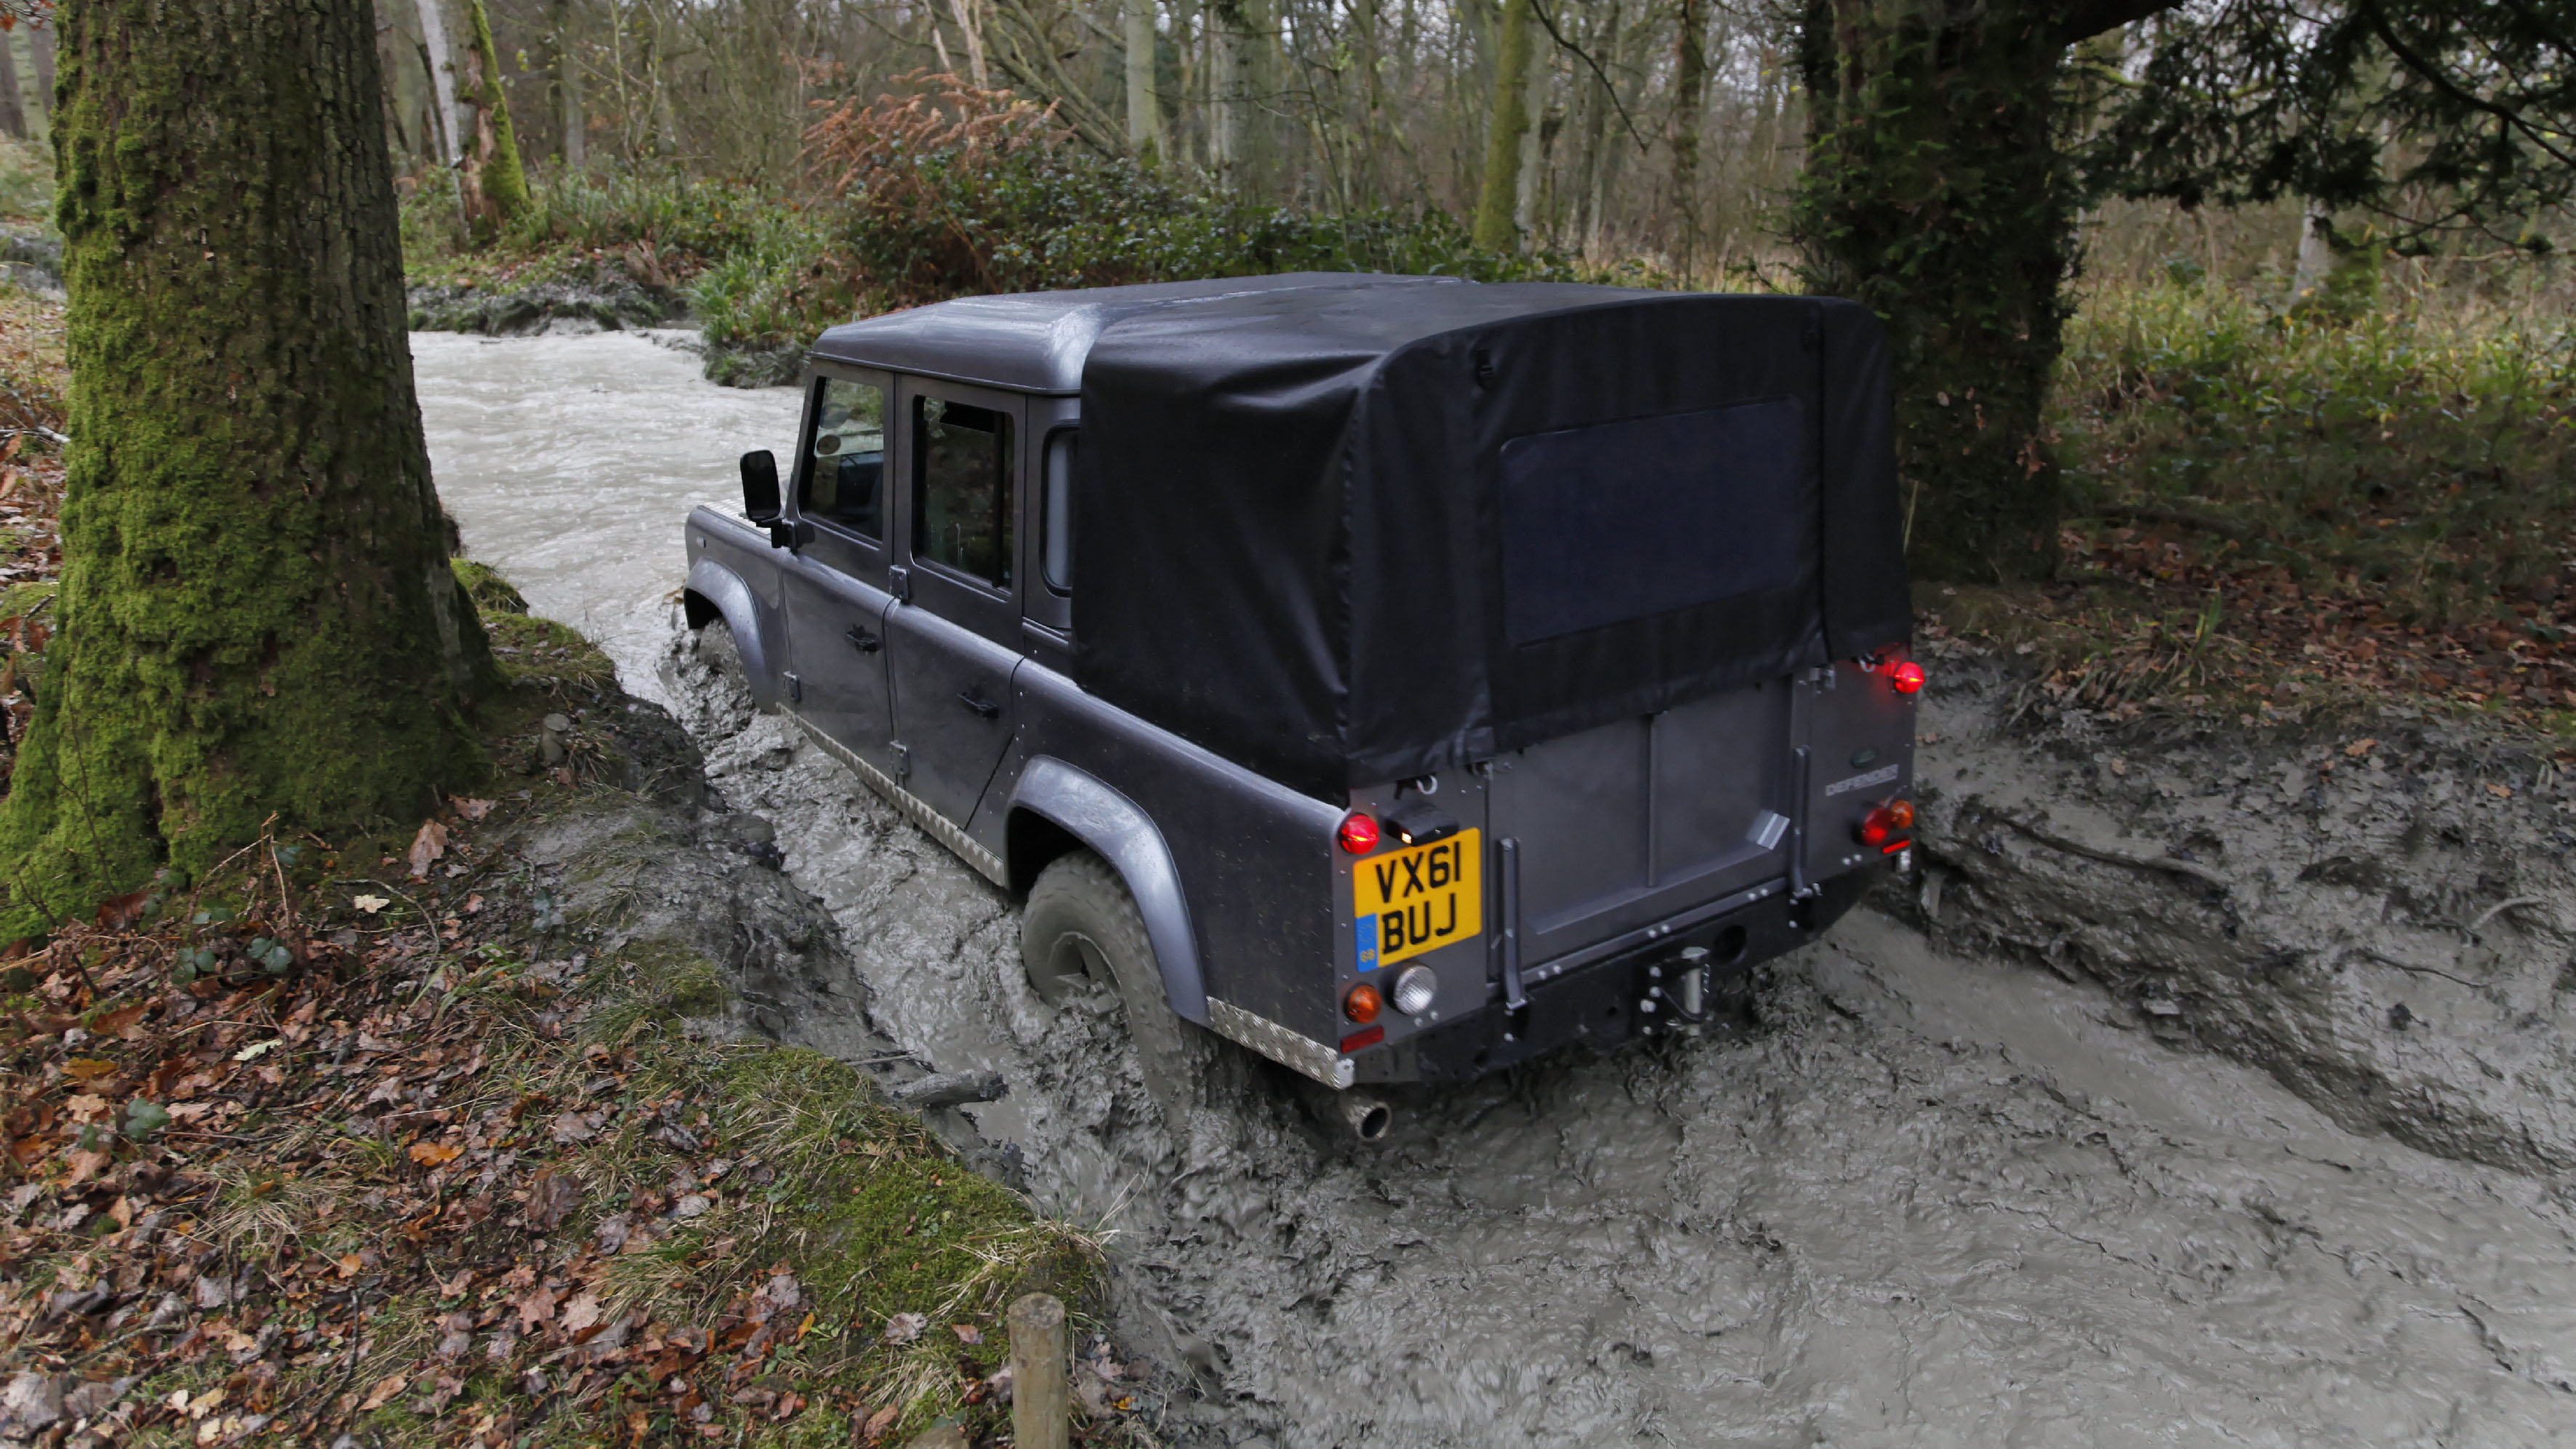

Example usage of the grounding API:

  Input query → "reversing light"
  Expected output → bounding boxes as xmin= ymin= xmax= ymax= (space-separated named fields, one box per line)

xmin=1344 ymin=982 xmax=1382 ymax=1024
xmin=1338 ymin=813 xmax=1381 ymax=854
xmin=1392 ymin=965 xmax=1437 ymax=1016
xmin=1857 ymin=798 xmax=1916 ymax=848
xmin=1890 ymin=661 xmax=1926 ymax=695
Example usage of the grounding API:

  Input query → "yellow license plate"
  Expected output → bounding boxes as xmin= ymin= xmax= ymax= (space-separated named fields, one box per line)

xmin=1352 ymin=827 xmax=1482 ymax=971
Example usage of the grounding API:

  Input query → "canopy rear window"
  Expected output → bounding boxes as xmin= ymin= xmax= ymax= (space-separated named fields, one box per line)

xmin=1498 ymin=399 xmax=1807 ymax=646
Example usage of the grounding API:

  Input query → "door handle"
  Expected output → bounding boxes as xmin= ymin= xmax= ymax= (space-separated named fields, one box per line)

xmin=958 ymin=690 xmax=1001 ymax=720
xmin=844 ymin=625 xmax=880 ymax=654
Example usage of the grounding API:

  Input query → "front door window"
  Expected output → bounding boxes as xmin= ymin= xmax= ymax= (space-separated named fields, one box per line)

xmin=804 ymin=378 xmax=887 ymax=539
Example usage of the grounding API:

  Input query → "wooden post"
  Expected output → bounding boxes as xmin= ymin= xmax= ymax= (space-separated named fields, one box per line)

xmin=1008 ymin=1292 xmax=1069 ymax=1449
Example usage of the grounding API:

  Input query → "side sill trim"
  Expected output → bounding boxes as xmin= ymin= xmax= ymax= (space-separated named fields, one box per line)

xmin=1206 ymin=997 xmax=1354 ymax=1090
xmin=785 ymin=710 xmax=1009 ymax=887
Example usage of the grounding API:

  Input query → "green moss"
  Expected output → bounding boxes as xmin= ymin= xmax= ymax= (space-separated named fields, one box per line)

xmin=450 ymin=558 xmax=529 ymax=614
xmin=584 ymin=937 xmax=731 ymax=1040
xmin=483 ymin=611 xmax=615 ymax=696
xmin=463 ymin=0 xmax=529 ymax=228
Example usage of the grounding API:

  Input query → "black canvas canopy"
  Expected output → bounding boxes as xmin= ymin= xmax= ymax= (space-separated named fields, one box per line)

xmin=1070 ymin=281 xmax=1911 ymax=800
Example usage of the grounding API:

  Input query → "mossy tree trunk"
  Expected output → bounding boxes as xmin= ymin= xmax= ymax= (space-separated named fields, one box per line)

xmin=1472 ymin=0 xmax=1534 ymax=251
xmin=1794 ymin=0 xmax=2174 ymax=583
xmin=1 ymin=0 xmax=495 ymax=935
xmin=459 ymin=0 xmax=531 ymax=235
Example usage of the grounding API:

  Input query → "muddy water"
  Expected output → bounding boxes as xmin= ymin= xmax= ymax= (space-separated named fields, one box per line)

xmin=418 ymin=333 xmax=2576 ymax=1448
xmin=412 ymin=329 xmax=798 ymax=695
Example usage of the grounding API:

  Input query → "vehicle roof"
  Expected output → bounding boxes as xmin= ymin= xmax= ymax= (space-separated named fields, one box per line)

xmin=806 ymin=273 xmax=1466 ymax=393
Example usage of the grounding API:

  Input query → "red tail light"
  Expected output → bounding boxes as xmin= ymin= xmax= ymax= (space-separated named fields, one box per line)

xmin=1858 ymin=799 xmax=1916 ymax=848
xmin=1890 ymin=661 xmax=1926 ymax=695
xmin=1337 ymin=813 xmax=1381 ymax=854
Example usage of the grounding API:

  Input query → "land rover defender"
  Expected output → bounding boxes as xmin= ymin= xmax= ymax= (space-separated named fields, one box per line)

xmin=679 ymin=273 xmax=1920 ymax=1103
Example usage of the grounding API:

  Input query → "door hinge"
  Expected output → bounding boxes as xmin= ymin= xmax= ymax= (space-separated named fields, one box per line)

xmin=888 ymin=565 xmax=911 ymax=603
xmin=784 ymin=672 xmax=802 ymax=704
xmin=891 ymin=742 xmax=910 ymax=779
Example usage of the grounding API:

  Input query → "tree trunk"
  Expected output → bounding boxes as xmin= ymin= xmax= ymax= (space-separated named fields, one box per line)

xmin=1208 ymin=0 xmax=1253 ymax=188
xmin=457 ymin=0 xmax=530 ymax=233
xmin=1794 ymin=0 xmax=2074 ymax=583
xmin=0 ymin=36 xmax=27 ymax=140
xmin=1471 ymin=0 xmax=1532 ymax=251
xmin=1 ymin=0 xmax=494 ymax=934
xmin=947 ymin=0 xmax=990 ymax=87
xmin=1126 ymin=0 xmax=1163 ymax=162
xmin=28 ymin=24 xmax=52 ymax=121
xmin=554 ymin=0 xmax=586 ymax=168
xmin=1511 ymin=20 xmax=1547 ymax=242
xmin=414 ymin=0 xmax=462 ymax=166
xmin=1668 ymin=0 xmax=1706 ymax=280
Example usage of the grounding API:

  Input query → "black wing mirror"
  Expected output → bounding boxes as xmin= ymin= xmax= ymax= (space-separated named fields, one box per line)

xmin=739 ymin=449 xmax=782 ymax=524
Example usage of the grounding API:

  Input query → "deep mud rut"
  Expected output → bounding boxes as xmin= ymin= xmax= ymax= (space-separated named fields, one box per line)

xmin=422 ymin=332 xmax=2576 ymax=1448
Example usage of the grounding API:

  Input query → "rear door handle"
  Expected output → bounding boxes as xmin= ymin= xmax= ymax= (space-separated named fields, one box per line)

xmin=844 ymin=625 xmax=880 ymax=654
xmin=958 ymin=690 xmax=1001 ymax=720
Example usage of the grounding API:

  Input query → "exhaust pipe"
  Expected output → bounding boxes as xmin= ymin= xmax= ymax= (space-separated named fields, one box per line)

xmin=1341 ymin=1093 xmax=1392 ymax=1141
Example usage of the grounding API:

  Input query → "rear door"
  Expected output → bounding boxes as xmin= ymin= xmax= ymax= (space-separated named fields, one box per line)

xmin=883 ymin=380 xmax=1026 ymax=827
xmin=781 ymin=370 xmax=900 ymax=776
xmin=1487 ymin=681 xmax=1794 ymax=968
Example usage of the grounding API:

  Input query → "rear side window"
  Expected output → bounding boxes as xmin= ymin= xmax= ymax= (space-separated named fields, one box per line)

xmin=1497 ymin=399 xmax=1807 ymax=644
xmin=803 ymin=377 xmax=887 ymax=538
xmin=915 ymin=396 xmax=1013 ymax=586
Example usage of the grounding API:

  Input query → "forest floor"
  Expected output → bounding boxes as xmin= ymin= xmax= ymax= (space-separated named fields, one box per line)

xmin=0 ymin=585 xmax=1128 ymax=1449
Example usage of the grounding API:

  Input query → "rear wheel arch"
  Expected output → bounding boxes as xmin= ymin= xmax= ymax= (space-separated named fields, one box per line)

xmin=1005 ymin=759 xmax=1208 ymax=1026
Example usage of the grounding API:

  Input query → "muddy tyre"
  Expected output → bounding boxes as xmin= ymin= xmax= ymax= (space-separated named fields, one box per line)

xmin=1022 ymin=850 xmax=1205 ymax=1127
xmin=675 ymin=618 xmax=761 ymax=735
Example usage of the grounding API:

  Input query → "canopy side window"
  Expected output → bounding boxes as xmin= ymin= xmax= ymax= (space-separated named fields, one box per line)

xmin=801 ymin=376 xmax=888 ymax=540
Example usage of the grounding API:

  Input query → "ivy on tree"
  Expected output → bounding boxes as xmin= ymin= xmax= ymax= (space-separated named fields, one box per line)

xmin=1793 ymin=0 xmax=2575 ymax=583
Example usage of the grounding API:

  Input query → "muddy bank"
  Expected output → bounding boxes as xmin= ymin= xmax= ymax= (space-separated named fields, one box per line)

xmin=407 ymin=273 xmax=686 ymax=338
xmin=649 ymin=620 xmax=2576 ymax=1448
xmin=1906 ymin=644 xmax=2576 ymax=1176
xmin=404 ymin=273 xmax=801 ymax=388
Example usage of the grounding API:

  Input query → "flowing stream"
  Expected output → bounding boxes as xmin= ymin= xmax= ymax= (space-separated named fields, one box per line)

xmin=417 ymin=331 xmax=2576 ymax=1449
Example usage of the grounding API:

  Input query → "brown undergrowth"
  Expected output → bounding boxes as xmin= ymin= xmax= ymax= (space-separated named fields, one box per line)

xmin=0 ymin=602 xmax=1127 ymax=1448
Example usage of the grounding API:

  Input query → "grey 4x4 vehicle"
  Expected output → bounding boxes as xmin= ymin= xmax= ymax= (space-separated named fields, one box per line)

xmin=682 ymin=274 xmax=1922 ymax=1112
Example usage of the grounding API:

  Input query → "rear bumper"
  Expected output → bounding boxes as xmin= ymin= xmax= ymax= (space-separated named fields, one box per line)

xmin=1352 ymin=864 xmax=1879 ymax=1085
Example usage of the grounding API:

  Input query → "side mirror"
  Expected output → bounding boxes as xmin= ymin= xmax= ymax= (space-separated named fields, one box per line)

xmin=739 ymin=449 xmax=782 ymax=525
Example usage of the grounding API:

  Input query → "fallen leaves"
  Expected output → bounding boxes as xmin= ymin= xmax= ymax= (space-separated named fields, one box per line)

xmin=513 ymin=1281 xmax=563 ymax=1332
xmin=408 ymin=1140 xmax=465 ymax=1167
xmin=526 ymin=1166 xmax=583 ymax=1229
xmin=407 ymin=819 xmax=449 ymax=879
xmin=0 ymin=795 xmax=1104 ymax=1449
